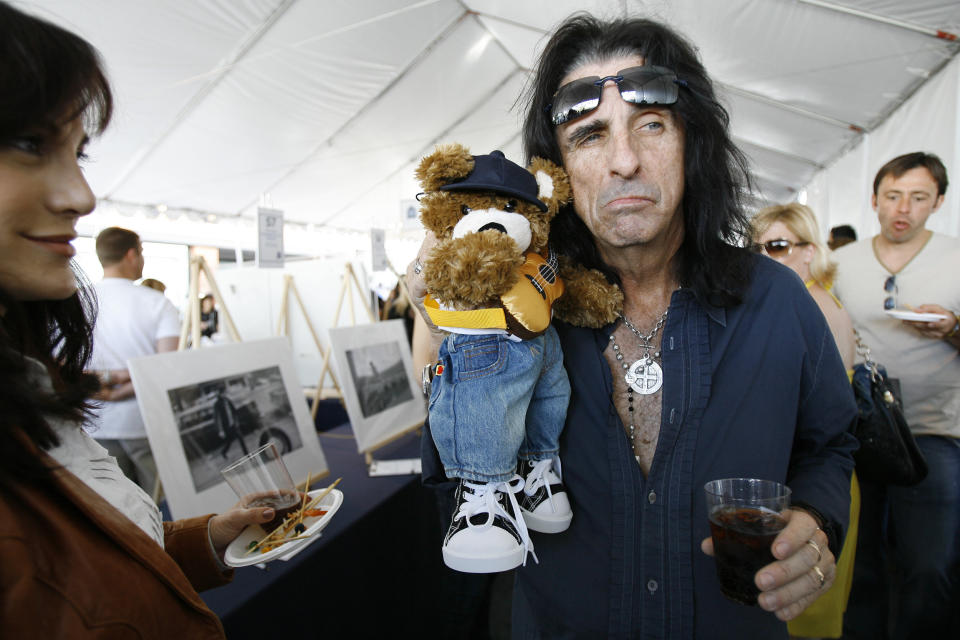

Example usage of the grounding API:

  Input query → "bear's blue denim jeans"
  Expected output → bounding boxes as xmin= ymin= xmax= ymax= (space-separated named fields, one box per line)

xmin=428 ymin=326 xmax=570 ymax=483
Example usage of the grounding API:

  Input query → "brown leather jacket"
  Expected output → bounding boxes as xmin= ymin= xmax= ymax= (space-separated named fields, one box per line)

xmin=0 ymin=443 xmax=231 ymax=638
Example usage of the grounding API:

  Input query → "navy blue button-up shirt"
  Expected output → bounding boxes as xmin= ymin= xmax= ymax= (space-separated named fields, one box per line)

xmin=511 ymin=256 xmax=857 ymax=639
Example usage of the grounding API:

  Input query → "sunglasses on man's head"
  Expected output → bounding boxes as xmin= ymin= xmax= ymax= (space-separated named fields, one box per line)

xmin=883 ymin=275 xmax=897 ymax=310
xmin=750 ymin=239 xmax=810 ymax=258
xmin=548 ymin=65 xmax=681 ymax=126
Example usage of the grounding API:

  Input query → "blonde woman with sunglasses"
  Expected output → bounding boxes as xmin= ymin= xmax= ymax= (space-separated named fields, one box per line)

xmin=751 ymin=202 xmax=859 ymax=639
xmin=752 ymin=203 xmax=855 ymax=370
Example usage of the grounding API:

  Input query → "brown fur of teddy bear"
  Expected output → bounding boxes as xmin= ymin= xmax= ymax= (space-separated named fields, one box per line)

xmin=416 ymin=143 xmax=621 ymax=328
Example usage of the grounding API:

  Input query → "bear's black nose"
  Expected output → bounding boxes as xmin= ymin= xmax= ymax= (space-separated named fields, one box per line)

xmin=478 ymin=223 xmax=507 ymax=234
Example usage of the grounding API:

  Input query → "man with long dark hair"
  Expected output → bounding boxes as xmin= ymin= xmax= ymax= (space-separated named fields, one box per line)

xmin=510 ymin=14 xmax=857 ymax=638
xmin=412 ymin=14 xmax=858 ymax=638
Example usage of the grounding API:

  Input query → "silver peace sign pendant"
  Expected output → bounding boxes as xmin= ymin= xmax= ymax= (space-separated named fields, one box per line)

xmin=625 ymin=358 xmax=664 ymax=395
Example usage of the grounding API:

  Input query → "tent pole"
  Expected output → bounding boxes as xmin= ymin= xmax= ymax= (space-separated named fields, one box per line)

xmin=796 ymin=0 xmax=957 ymax=41
xmin=719 ymin=82 xmax=864 ymax=132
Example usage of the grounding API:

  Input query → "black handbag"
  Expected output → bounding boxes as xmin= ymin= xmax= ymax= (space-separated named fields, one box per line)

xmin=851 ymin=329 xmax=928 ymax=486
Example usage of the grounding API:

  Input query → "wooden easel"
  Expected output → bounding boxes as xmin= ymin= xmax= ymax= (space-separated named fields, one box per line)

xmin=286 ymin=261 xmax=420 ymax=472
xmin=386 ymin=258 xmax=416 ymax=316
xmin=362 ymin=420 xmax=424 ymax=468
xmin=306 ymin=263 xmax=377 ymax=420
xmin=151 ymin=255 xmax=241 ymax=503
xmin=275 ymin=274 xmax=343 ymax=403
xmin=178 ymin=254 xmax=242 ymax=350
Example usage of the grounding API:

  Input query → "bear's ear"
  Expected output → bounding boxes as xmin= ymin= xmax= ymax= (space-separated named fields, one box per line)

xmin=416 ymin=143 xmax=474 ymax=192
xmin=418 ymin=192 xmax=462 ymax=238
xmin=528 ymin=157 xmax=572 ymax=215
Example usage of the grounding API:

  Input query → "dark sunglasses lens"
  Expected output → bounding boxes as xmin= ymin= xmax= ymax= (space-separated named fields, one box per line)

xmin=884 ymin=297 xmax=896 ymax=310
xmin=618 ymin=66 xmax=679 ymax=105
xmin=764 ymin=240 xmax=791 ymax=257
xmin=551 ymin=77 xmax=601 ymax=125
xmin=884 ymin=275 xmax=896 ymax=292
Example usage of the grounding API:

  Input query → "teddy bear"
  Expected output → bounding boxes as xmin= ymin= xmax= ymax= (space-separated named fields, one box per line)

xmin=415 ymin=143 xmax=621 ymax=573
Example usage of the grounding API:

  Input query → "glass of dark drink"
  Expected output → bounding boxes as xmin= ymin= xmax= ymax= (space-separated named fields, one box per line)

xmin=704 ymin=478 xmax=791 ymax=606
xmin=221 ymin=442 xmax=301 ymax=532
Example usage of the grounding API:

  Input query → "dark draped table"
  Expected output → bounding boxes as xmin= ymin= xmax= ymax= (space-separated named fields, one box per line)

xmin=199 ymin=422 xmax=445 ymax=638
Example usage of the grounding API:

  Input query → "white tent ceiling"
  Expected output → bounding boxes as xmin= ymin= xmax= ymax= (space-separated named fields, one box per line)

xmin=20 ymin=0 xmax=960 ymax=245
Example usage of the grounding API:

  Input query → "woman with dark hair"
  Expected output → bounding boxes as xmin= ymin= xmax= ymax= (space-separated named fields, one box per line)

xmin=200 ymin=293 xmax=219 ymax=338
xmin=0 ymin=3 xmax=272 ymax=636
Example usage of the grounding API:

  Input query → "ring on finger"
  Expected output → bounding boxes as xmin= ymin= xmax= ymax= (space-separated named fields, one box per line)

xmin=805 ymin=538 xmax=822 ymax=563
xmin=811 ymin=565 xmax=826 ymax=589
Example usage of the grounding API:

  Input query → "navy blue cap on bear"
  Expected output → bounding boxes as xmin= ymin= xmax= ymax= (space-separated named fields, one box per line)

xmin=438 ymin=150 xmax=547 ymax=212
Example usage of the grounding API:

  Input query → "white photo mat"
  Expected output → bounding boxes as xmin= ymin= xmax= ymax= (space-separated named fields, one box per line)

xmin=129 ymin=337 xmax=328 ymax=520
xmin=328 ymin=320 xmax=425 ymax=454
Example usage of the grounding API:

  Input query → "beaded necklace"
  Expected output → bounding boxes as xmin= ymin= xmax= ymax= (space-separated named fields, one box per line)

xmin=608 ymin=309 xmax=668 ymax=457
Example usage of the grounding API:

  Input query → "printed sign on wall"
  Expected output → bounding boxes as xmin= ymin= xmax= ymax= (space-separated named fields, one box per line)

xmin=257 ymin=207 xmax=284 ymax=268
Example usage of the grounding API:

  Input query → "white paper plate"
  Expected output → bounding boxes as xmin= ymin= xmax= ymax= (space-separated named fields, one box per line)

xmin=884 ymin=309 xmax=950 ymax=322
xmin=224 ymin=488 xmax=343 ymax=567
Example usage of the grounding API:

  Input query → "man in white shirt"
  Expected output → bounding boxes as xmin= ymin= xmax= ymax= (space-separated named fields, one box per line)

xmin=833 ymin=152 xmax=960 ymax=639
xmin=89 ymin=227 xmax=181 ymax=494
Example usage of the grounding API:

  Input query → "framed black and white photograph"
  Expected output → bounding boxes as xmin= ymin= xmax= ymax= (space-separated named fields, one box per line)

xmin=166 ymin=366 xmax=303 ymax=493
xmin=129 ymin=337 xmax=327 ymax=520
xmin=328 ymin=319 xmax=425 ymax=453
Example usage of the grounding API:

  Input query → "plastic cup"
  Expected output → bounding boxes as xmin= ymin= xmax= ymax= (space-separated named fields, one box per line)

xmin=220 ymin=442 xmax=300 ymax=530
xmin=704 ymin=478 xmax=791 ymax=605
